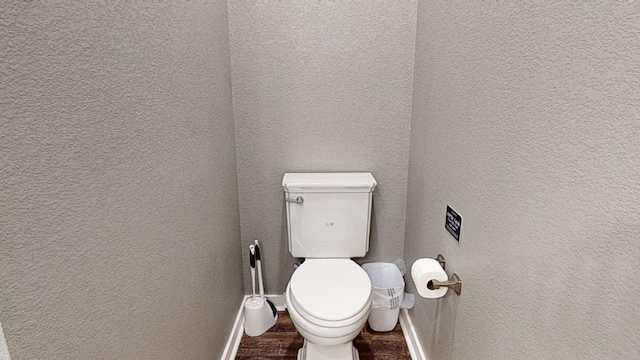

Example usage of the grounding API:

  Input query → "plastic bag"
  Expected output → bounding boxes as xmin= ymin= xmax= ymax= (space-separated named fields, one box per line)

xmin=362 ymin=260 xmax=414 ymax=310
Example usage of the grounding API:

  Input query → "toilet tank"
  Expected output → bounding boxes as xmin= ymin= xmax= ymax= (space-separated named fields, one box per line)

xmin=282 ymin=173 xmax=377 ymax=258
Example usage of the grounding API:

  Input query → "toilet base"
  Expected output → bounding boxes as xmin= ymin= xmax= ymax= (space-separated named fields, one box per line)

xmin=296 ymin=339 xmax=359 ymax=360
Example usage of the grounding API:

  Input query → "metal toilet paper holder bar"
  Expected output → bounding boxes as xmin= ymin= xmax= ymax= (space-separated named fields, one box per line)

xmin=428 ymin=254 xmax=462 ymax=295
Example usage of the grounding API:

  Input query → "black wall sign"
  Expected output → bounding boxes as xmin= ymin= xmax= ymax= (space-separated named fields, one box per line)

xmin=445 ymin=205 xmax=462 ymax=242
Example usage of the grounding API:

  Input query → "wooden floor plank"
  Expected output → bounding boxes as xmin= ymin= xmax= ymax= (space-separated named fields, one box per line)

xmin=236 ymin=311 xmax=411 ymax=359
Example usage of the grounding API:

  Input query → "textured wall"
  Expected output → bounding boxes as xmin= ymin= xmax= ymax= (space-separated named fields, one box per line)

xmin=0 ymin=1 xmax=242 ymax=359
xmin=227 ymin=0 xmax=417 ymax=294
xmin=405 ymin=1 xmax=640 ymax=359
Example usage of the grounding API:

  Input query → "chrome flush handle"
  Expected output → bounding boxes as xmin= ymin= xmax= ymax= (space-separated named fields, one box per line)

xmin=285 ymin=196 xmax=304 ymax=205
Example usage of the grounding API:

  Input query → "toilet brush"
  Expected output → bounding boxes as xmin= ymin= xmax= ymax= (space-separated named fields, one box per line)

xmin=254 ymin=240 xmax=277 ymax=319
xmin=244 ymin=241 xmax=277 ymax=337
xmin=255 ymin=242 xmax=264 ymax=299
xmin=249 ymin=245 xmax=256 ymax=298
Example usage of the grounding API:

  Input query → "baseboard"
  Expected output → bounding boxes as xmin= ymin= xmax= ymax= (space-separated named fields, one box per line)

xmin=399 ymin=309 xmax=428 ymax=360
xmin=220 ymin=294 xmax=286 ymax=360
xmin=220 ymin=296 xmax=247 ymax=360
xmin=265 ymin=293 xmax=286 ymax=311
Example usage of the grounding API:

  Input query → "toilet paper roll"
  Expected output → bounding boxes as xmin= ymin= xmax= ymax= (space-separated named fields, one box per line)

xmin=411 ymin=258 xmax=449 ymax=299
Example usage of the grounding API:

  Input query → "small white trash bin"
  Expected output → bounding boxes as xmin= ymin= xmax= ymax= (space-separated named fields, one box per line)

xmin=362 ymin=262 xmax=405 ymax=332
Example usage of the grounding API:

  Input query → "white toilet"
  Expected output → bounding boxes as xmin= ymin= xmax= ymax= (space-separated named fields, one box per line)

xmin=282 ymin=172 xmax=377 ymax=360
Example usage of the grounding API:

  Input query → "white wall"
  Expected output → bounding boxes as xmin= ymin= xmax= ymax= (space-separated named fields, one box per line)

xmin=227 ymin=0 xmax=417 ymax=293
xmin=0 ymin=1 xmax=242 ymax=358
xmin=404 ymin=1 xmax=640 ymax=359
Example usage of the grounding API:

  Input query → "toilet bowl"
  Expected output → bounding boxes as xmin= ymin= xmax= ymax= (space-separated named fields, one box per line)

xmin=285 ymin=259 xmax=372 ymax=359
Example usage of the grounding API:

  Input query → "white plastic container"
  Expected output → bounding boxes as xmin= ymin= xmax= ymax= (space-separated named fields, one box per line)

xmin=362 ymin=262 xmax=405 ymax=332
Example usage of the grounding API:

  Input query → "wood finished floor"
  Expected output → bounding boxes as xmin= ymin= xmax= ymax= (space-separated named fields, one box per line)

xmin=236 ymin=311 xmax=411 ymax=359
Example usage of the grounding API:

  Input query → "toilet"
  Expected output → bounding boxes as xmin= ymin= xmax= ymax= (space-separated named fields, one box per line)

xmin=282 ymin=172 xmax=377 ymax=360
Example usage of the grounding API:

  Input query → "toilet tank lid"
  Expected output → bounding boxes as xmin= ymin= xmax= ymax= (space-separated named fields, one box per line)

xmin=282 ymin=172 xmax=377 ymax=193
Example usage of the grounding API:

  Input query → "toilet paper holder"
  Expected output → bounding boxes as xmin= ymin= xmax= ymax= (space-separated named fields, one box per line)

xmin=428 ymin=254 xmax=462 ymax=295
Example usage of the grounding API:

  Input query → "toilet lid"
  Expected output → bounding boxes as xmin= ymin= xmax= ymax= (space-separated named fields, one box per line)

xmin=290 ymin=259 xmax=371 ymax=321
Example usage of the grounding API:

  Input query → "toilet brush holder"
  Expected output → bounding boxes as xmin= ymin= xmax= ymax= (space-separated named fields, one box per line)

xmin=244 ymin=297 xmax=277 ymax=337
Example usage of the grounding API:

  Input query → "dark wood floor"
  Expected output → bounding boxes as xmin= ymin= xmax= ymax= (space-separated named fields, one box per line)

xmin=236 ymin=311 xmax=411 ymax=359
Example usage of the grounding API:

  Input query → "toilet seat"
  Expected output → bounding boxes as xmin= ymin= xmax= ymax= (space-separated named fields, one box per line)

xmin=289 ymin=259 xmax=371 ymax=325
xmin=286 ymin=284 xmax=371 ymax=348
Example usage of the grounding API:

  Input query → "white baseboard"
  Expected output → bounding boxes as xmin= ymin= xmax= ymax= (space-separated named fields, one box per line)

xmin=220 ymin=296 xmax=247 ymax=360
xmin=265 ymin=293 xmax=286 ymax=311
xmin=399 ymin=309 xmax=427 ymax=360
xmin=220 ymin=294 xmax=286 ymax=360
